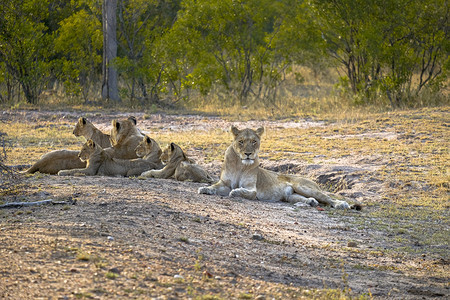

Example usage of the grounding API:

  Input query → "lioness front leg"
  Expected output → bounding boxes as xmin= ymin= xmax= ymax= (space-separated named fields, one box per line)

xmin=229 ymin=187 xmax=257 ymax=200
xmin=58 ymin=168 xmax=94 ymax=176
xmin=198 ymin=180 xmax=231 ymax=197
xmin=141 ymin=167 xmax=174 ymax=179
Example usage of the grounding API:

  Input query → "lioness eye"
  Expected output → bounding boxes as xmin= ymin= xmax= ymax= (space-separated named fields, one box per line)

xmin=252 ymin=140 xmax=257 ymax=145
xmin=238 ymin=140 xmax=244 ymax=145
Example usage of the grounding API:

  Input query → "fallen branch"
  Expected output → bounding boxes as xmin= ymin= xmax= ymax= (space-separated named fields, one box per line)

xmin=0 ymin=198 xmax=76 ymax=209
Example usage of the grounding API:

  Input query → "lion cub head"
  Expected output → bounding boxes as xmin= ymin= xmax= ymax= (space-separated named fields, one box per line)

xmin=73 ymin=117 xmax=92 ymax=137
xmin=110 ymin=116 xmax=139 ymax=146
xmin=231 ymin=126 xmax=264 ymax=165
xmin=135 ymin=135 xmax=161 ymax=158
xmin=78 ymin=139 xmax=99 ymax=161
xmin=161 ymin=142 xmax=192 ymax=164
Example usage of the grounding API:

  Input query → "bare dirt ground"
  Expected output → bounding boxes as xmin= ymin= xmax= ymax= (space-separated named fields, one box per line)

xmin=0 ymin=110 xmax=448 ymax=299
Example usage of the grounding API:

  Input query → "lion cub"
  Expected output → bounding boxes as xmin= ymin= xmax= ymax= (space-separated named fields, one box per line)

xmin=198 ymin=126 xmax=356 ymax=209
xmin=73 ymin=117 xmax=111 ymax=148
xmin=58 ymin=139 xmax=160 ymax=177
xmin=135 ymin=135 xmax=164 ymax=170
xmin=25 ymin=117 xmax=110 ymax=174
xmin=141 ymin=143 xmax=215 ymax=183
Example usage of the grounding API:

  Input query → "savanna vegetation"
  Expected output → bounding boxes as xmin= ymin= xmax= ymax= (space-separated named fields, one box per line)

xmin=0 ymin=108 xmax=449 ymax=299
xmin=0 ymin=1 xmax=449 ymax=298
xmin=0 ymin=0 xmax=448 ymax=112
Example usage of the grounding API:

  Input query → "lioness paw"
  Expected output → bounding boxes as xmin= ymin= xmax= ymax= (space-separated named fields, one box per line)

xmin=229 ymin=189 xmax=241 ymax=198
xmin=141 ymin=170 xmax=154 ymax=177
xmin=229 ymin=188 xmax=256 ymax=200
xmin=306 ymin=198 xmax=319 ymax=207
xmin=198 ymin=186 xmax=216 ymax=195
xmin=334 ymin=200 xmax=350 ymax=210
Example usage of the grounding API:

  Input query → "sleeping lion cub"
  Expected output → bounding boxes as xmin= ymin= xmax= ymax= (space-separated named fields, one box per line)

xmin=198 ymin=126 xmax=358 ymax=209
xmin=141 ymin=142 xmax=215 ymax=183
xmin=58 ymin=138 xmax=160 ymax=177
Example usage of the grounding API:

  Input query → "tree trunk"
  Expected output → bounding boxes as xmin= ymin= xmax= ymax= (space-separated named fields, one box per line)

xmin=102 ymin=0 xmax=120 ymax=102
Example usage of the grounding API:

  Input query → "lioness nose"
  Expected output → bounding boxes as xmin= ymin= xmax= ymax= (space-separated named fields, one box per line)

xmin=244 ymin=152 xmax=252 ymax=157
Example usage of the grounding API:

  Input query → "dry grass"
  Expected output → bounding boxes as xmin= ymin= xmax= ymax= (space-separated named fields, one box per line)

xmin=1 ymin=104 xmax=448 ymax=298
xmin=4 ymin=107 xmax=448 ymax=210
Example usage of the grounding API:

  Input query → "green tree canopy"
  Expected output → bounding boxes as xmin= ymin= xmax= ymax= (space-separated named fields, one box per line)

xmin=0 ymin=0 xmax=51 ymax=104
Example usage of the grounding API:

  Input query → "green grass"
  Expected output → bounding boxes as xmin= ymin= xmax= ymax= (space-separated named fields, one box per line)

xmin=105 ymin=271 xmax=119 ymax=279
xmin=76 ymin=251 xmax=92 ymax=261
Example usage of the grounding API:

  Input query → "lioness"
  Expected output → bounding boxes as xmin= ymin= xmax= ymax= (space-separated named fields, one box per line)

xmin=73 ymin=117 xmax=111 ymax=148
xmin=104 ymin=117 xmax=144 ymax=159
xmin=198 ymin=126 xmax=356 ymax=209
xmin=25 ymin=117 xmax=110 ymax=174
xmin=141 ymin=142 xmax=215 ymax=183
xmin=24 ymin=150 xmax=86 ymax=175
xmin=58 ymin=139 xmax=160 ymax=177
xmin=135 ymin=135 xmax=164 ymax=170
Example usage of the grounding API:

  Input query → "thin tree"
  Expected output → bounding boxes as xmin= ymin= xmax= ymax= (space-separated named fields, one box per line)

xmin=102 ymin=0 xmax=120 ymax=102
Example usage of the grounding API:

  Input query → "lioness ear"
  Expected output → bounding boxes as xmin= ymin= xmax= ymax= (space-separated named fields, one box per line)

xmin=78 ymin=117 xmax=86 ymax=125
xmin=170 ymin=142 xmax=175 ymax=151
xmin=146 ymin=136 xmax=151 ymax=144
xmin=256 ymin=127 xmax=264 ymax=137
xmin=231 ymin=126 xmax=240 ymax=137
xmin=88 ymin=139 xmax=95 ymax=147
xmin=128 ymin=116 xmax=137 ymax=125
xmin=114 ymin=120 xmax=120 ymax=131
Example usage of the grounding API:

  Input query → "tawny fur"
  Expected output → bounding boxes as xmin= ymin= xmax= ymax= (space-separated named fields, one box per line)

xmin=141 ymin=143 xmax=215 ymax=183
xmin=198 ymin=126 xmax=360 ymax=209
xmin=25 ymin=117 xmax=110 ymax=174
xmin=103 ymin=117 xmax=144 ymax=159
xmin=135 ymin=135 xmax=164 ymax=170
xmin=73 ymin=117 xmax=111 ymax=148
xmin=58 ymin=139 xmax=159 ymax=177
xmin=24 ymin=150 xmax=85 ymax=175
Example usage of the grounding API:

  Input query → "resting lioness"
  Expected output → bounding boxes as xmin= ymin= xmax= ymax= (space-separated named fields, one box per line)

xmin=198 ymin=126 xmax=358 ymax=209
xmin=24 ymin=150 xmax=86 ymax=175
xmin=103 ymin=117 xmax=144 ymax=159
xmin=25 ymin=117 xmax=110 ymax=174
xmin=141 ymin=142 xmax=215 ymax=183
xmin=58 ymin=139 xmax=160 ymax=177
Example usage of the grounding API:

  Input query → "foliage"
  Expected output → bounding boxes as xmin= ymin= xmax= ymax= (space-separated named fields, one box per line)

xmin=309 ymin=0 xmax=449 ymax=107
xmin=54 ymin=7 xmax=103 ymax=101
xmin=0 ymin=0 xmax=447 ymax=108
xmin=0 ymin=0 xmax=52 ymax=104
xmin=115 ymin=0 xmax=180 ymax=105
xmin=165 ymin=0 xmax=292 ymax=105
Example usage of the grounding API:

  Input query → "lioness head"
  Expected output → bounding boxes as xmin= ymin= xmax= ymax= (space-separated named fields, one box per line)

xmin=135 ymin=135 xmax=160 ymax=158
xmin=231 ymin=126 xmax=264 ymax=165
xmin=78 ymin=139 xmax=97 ymax=161
xmin=73 ymin=117 xmax=91 ymax=137
xmin=110 ymin=116 xmax=138 ymax=146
